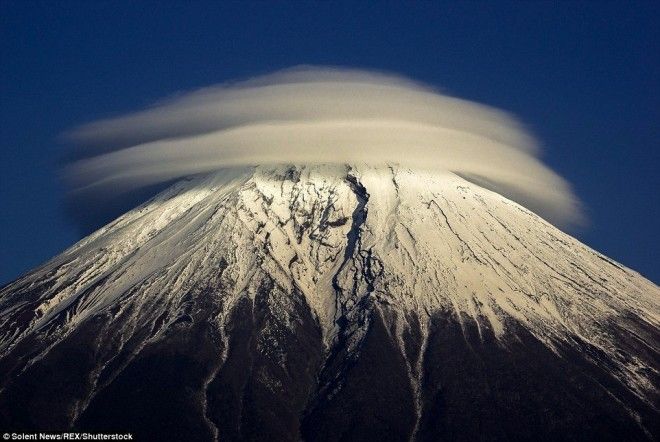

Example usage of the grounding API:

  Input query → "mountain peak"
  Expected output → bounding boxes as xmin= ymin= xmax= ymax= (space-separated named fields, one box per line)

xmin=1 ymin=164 xmax=658 ymax=440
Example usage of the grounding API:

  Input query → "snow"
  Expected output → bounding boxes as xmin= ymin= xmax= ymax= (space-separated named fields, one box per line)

xmin=1 ymin=163 xmax=658 ymax=407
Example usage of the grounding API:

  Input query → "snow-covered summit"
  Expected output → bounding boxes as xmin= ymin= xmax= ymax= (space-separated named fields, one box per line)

xmin=1 ymin=164 xmax=658 ymax=440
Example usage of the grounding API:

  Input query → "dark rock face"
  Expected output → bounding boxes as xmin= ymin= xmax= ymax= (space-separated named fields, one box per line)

xmin=301 ymin=307 xmax=417 ymax=442
xmin=416 ymin=315 xmax=657 ymax=442
xmin=0 ymin=166 xmax=658 ymax=440
xmin=204 ymin=281 xmax=323 ymax=442
xmin=1 ymin=289 xmax=657 ymax=441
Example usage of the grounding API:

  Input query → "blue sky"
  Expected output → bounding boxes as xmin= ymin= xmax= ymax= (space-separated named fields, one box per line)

xmin=1 ymin=1 xmax=658 ymax=284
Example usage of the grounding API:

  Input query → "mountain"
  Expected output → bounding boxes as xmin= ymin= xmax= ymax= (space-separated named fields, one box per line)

xmin=0 ymin=164 xmax=658 ymax=441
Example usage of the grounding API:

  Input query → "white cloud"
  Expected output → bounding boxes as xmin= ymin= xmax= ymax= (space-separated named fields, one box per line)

xmin=64 ymin=66 xmax=583 ymax=227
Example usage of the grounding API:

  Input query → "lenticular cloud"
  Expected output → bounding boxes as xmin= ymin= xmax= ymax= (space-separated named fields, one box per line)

xmin=64 ymin=66 xmax=583 ymax=227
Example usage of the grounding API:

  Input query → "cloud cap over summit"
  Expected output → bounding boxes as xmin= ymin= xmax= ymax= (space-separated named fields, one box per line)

xmin=64 ymin=66 xmax=583 ymax=228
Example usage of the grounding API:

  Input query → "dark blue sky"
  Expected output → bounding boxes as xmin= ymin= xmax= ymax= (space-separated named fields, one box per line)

xmin=1 ymin=1 xmax=658 ymax=284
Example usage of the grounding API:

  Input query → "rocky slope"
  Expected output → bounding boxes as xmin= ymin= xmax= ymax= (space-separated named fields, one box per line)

xmin=0 ymin=164 xmax=658 ymax=441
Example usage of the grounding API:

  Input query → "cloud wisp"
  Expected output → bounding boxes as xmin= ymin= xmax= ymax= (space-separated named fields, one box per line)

xmin=64 ymin=66 xmax=583 ymax=228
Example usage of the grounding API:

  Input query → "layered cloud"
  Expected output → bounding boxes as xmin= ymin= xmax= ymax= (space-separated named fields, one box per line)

xmin=64 ymin=66 xmax=583 ymax=227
